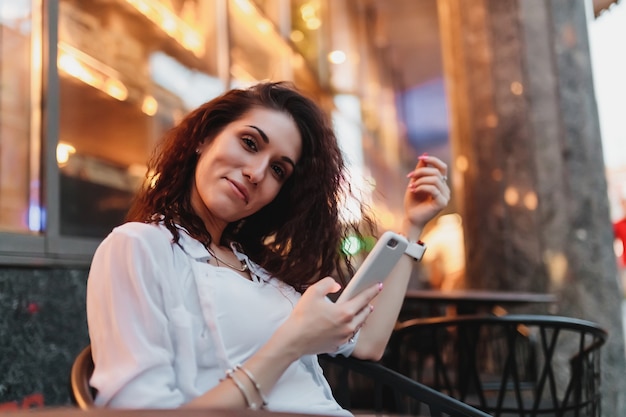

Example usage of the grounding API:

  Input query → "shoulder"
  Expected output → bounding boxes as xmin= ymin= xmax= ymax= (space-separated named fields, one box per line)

xmin=110 ymin=221 xmax=172 ymax=239
xmin=90 ymin=223 xmax=183 ymax=292
xmin=96 ymin=222 xmax=175 ymax=258
xmin=109 ymin=222 xmax=173 ymax=244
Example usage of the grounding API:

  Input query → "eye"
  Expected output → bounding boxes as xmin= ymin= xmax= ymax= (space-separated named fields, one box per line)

xmin=271 ymin=164 xmax=286 ymax=179
xmin=242 ymin=135 xmax=258 ymax=151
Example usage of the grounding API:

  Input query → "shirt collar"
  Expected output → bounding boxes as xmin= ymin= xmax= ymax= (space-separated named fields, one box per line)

xmin=172 ymin=224 xmax=273 ymax=283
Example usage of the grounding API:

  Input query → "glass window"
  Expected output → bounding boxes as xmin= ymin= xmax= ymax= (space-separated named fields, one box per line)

xmin=252 ymin=0 xmax=282 ymax=27
xmin=229 ymin=0 xmax=292 ymax=84
xmin=0 ymin=0 xmax=42 ymax=234
xmin=229 ymin=0 xmax=324 ymax=101
xmin=57 ymin=0 xmax=222 ymax=238
xmin=289 ymin=0 xmax=324 ymax=78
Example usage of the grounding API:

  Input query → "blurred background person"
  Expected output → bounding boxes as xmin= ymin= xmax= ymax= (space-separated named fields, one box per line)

xmin=614 ymin=198 xmax=626 ymax=296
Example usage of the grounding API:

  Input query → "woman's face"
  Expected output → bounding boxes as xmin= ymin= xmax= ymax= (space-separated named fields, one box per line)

xmin=191 ymin=107 xmax=302 ymax=226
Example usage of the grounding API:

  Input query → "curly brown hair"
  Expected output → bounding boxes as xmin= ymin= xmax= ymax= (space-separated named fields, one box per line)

xmin=126 ymin=81 xmax=376 ymax=292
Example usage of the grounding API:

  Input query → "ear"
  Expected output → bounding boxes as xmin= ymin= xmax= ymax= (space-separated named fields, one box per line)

xmin=196 ymin=140 xmax=208 ymax=155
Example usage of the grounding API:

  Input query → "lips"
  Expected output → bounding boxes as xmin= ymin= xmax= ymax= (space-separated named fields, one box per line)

xmin=226 ymin=178 xmax=249 ymax=204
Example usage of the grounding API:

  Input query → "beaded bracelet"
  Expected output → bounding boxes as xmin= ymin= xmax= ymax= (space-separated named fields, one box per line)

xmin=235 ymin=364 xmax=268 ymax=407
xmin=224 ymin=368 xmax=259 ymax=410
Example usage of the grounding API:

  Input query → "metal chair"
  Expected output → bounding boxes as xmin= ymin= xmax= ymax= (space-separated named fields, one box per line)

xmin=386 ymin=314 xmax=608 ymax=417
xmin=70 ymin=344 xmax=486 ymax=416
xmin=319 ymin=354 xmax=491 ymax=416
xmin=69 ymin=345 xmax=96 ymax=409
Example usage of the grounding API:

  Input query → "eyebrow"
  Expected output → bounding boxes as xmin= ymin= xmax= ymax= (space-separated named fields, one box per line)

xmin=246 ymin=124 xmax=297 ymax=169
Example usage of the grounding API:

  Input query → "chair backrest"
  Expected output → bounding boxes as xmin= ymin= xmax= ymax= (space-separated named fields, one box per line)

xmin=387 ymin=314 xmax=608 ymax=417
xmin=319 ymin=354 xmax=491 ymax=417
xmin=69 ymin=345 xmax=96 ymax=409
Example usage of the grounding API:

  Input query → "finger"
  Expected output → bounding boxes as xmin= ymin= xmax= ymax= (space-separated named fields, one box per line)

xmin=409 ymin=176 xmax=451 ymax=199
xmin=409 ymin=156 xmax=448 ymax=181
xmin=307 ymin=276 xmax=342 ymax=297
xmin=405 ymin=154 xmax=430 ymax=179
xmin=345 ymin=281 xmax=383 ymax=314
xmin=409 ymin=183 xmax=450 ymax=206
xmin=353 ymin=303 xmax=374 ymax=327
xmin=408 ymin=168 xmax=450 ymax=187
xmin=416 ymin=153 xmax=429 ymax=169
xmin=419 ymin=155 xmax=448 ymax=173
xmin=347 ymin=304 xmax=374 ymax=344
xmin=417 ymin=180 xmax=451 ymax=199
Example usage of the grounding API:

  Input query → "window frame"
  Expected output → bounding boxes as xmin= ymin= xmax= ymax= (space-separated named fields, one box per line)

xmin=0 ymin=0 xmax=330 ymax=267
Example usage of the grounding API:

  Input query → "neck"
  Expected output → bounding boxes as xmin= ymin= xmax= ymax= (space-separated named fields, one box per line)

xmin=206 ymin=242 xmax=248 ymax=273
xmin=189 ymin=185 xmax=228 ymax=244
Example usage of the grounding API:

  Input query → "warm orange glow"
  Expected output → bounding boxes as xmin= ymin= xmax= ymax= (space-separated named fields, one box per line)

xmin=149 ymin=172 xmax=159 ymax=188
xmin=233 ymin=0 xmax=254 ymax=14
xmin=511 ymin=81 xmax=524 ymax=95
xmin=57 ymin=142 xmax=76 ymax=166
xmin=257 ymin=19 xmax=271 ymax=33
xmin=230 ymin=0 xmax=291 ymax=61
xmin=300 ymin=2 xmax=321 ymax=30
xmin=306 ymin=17 xmax=321 ymax=30
xmin=328 ymin=50 xmax=347 ymax=64
xmin=543 ymin=250 xmax=568 ymax=286
xmin=104 ymin=78 xmax=128 ymax=101
xmin=141 ymin=95 xmax=159 ymax=116
xmin=231 ymin=63 xmax=258 ymax=84
xmin=124 ymin=0 xmax=204 ymax=57
xmin=58 ymin=42 xmax=128 ymax=101
xmin=58 ymin=54 xmax=99 ymax=86
xmin=456 ymin=155 xmax=469 ymax=172
xmin=486 ymin=114 xmax=498 ymax=127
xmin=523 ymin=191 xmax=538 ymax=210
xmin=290 ymin=30 xmax=304 ymax=42
xmin=300 ymin=3 xmax=316 ymax=19
xmin=504 ymin=186 xmax=519 ymax=206
xmin=292 ymin=53 xmax=305 ymax=68
xmin=128 ymin=163 xmax=148 ymax=178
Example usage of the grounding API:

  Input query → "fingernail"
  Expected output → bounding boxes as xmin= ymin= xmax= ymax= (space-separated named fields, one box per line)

xmin=378 ymin=282 xmax=383 ymax=291
xmin=369 ymin=304 xmax=375 ymax=312
xmin=406 ymin=172 xmax=413 ymax=178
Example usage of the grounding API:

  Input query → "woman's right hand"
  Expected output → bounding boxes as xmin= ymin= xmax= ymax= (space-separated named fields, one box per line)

xmin=274 ymin=277 xmax=382 ymax=358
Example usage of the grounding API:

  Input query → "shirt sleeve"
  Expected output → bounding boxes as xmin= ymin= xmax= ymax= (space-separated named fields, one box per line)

xmin=87 ymin=224 xmax=186 ymax=408
xmin=328 ymin=333 xmax=359 ymax=357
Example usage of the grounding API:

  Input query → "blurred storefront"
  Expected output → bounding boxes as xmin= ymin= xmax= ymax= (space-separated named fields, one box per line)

xmin=0 ymin=0 xmax=408 ymax=407
xmin=0 ymin=0 xmax=406 ymax=262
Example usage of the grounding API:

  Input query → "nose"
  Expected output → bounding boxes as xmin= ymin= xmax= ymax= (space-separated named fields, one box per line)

xmin=242 ymin=159 xmax=268 ymax=185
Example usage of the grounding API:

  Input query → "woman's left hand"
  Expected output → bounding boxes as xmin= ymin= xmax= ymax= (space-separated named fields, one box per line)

xmin=404 ymin=154 xmax=450 ymax=232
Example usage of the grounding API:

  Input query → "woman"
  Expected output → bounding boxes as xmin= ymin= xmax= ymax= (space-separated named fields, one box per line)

xmin=87 ymin=81 xmax=449 ymax=415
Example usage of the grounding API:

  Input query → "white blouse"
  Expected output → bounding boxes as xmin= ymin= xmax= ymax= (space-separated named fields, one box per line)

xmin=87 ymin=222 xmax=355 ymax=416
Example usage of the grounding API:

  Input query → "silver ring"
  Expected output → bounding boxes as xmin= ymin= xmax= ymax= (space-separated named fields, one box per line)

xmin=442 ymin=175 xmax=448 ymax=181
